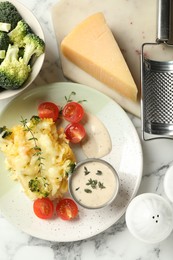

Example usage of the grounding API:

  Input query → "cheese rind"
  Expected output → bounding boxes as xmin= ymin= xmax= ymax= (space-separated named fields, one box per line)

xmin=61 ymin=12 xmax=138 ymax=101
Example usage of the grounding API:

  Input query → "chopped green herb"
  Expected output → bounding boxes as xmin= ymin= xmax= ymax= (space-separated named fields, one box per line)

xmin=84 ymin=174 xmax=106 ymax=192
xmin=75 ymin=187 xmax=80 ymax=191
xmin=84 ymin=189 xmax=92 ymax=193
xmin=86 ymin=178 xmax=98 ymax=189
xmin=96 ymin=170 xmax=102 ymax=175
xmin=98 ymin=182 xmax=106 ymax=189
xmin=84 ymin=166 xmax=90 ymax=175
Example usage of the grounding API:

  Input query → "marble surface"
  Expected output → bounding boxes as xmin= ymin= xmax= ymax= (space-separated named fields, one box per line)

xmin=0 ymin=0 xmax=173 ymax=259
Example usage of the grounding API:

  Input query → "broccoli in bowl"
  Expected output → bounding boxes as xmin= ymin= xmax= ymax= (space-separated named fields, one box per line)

xmin=0 ymin=1 xmax=45 ymax=93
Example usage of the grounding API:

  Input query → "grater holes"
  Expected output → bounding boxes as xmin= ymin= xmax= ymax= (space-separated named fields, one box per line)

xmin=143 ymin=71 xmax=173 ymax=124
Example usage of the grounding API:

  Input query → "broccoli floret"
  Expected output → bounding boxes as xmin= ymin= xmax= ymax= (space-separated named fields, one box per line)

xmin=0 ymin=31 xmax=10 ymax=63
xmin=18 ymin=47 xmax=24 ymax=58
xmin=0 ymin=1 xmax=22 ymax=30
xmin=28 ymin=176 xmax=50 ymax=198
xmin=30 ymin=115 xmax=41 ymax=125
xmin=0 ymin=50 xmax=5 ymax=59
xmin=23 ymin=33 xmax=45 ymax=64
xmin=8 ymin=19 xmax=32 ymax=47
xmin=0 ymin=31 xmax=10 ymax=51
xmin=0 ymin=22 xmax=11 ymax=32
xmin=66 ymin=162 xmax=76 ymax=177
xmin=0 ymin=44 xmax=31 ymax=90
xmin=0 ymin=126 xmax=12 ymax=138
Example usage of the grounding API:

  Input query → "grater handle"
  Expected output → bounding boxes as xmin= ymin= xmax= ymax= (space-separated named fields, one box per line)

xmin=157 ymin=0 xmax=170 ymax=43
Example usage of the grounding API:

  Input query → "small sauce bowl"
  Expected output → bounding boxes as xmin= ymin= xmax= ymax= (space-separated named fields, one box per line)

xmin=68 ymin=158 xmax=119 ymax=209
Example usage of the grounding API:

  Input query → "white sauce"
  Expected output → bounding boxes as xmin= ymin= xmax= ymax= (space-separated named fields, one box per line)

xmin=81 ymin=113 xmax=112 ymax=158
xmin=70 ymin=159 xmax=119 ymax=209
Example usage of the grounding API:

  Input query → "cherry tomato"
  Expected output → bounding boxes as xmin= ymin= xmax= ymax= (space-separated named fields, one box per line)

xmin=62 ymin=102 xmax=84 ymax=123
xmin=64 ymin=122 xmax=86 ymax=143
xmin=56 ymin=198 xmax=78 ymax=220
xmin=33 ymin=198 xmax=54 ymax=219
xmin=38 ymin=102 xmax=59 ymax=121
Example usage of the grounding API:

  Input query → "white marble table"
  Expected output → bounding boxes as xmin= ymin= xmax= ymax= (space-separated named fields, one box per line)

xmin=1 ymin=0 xmax=173 ymax=259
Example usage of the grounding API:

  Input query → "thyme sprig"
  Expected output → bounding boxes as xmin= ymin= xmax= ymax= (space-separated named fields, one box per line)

xmin=59 ymin=91 xmax=87 ymax=115
xmin=65 ymin=91 xmax=87 ymax=104
xmin=65 ymin=91 xmax=76 ymax=103
xmin=20 ymin=117 xmax=44 ymax=173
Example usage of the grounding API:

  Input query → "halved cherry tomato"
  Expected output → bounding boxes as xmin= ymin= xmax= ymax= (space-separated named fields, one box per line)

xmin=33 ymin=198 xmax=54 ymax=219
xmin=38 ymin=102 xmax=59 ymax=121
xmin=62 ymin=102 xmax=84 ymax=123
xmin=64 ymin=122 xmax=86 ymax=143
xmin=56 ymin=198 xmax=78 ymax=220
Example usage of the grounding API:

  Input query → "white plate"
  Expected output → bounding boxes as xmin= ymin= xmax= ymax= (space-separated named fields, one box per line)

xmin=0 ymin=82 xmax=143 ymax=242
xmin=0 ymin=0 xmax=45 ymax=100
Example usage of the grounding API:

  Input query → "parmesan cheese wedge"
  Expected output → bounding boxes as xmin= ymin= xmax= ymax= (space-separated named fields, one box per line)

xmin=61 ymin=12 xmax=138 ymax=102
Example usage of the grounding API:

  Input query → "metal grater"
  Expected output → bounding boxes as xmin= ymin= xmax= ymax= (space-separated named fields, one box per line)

xmin=141 ymin=0 xmax=173 ymax=140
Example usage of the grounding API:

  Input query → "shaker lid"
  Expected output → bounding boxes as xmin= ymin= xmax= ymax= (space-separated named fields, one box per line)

xmin=125 ymin=193 xmax=173 ymax=243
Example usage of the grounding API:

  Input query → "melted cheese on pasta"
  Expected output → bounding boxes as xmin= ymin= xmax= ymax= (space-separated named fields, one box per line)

xmin=0 ymin=117 xmax=76 ymax=200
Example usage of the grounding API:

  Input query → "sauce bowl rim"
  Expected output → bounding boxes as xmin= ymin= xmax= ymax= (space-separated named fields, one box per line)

xmin=68 ymin=158 xmax=120 ymax=210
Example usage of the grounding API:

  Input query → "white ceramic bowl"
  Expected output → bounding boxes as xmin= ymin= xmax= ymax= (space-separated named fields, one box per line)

xmin=0 ymin=0 xmax=45 ymax=100
xmin=68 ymin=158 xmax=120 ymax=209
